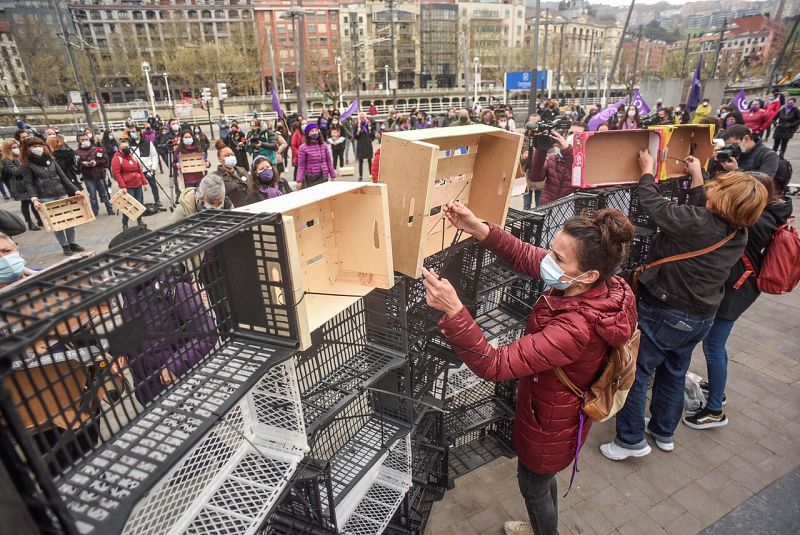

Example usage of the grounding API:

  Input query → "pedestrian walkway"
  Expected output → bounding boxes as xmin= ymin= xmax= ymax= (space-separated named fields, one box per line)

xmin=425 ymin=140 xmax=800 ymax=535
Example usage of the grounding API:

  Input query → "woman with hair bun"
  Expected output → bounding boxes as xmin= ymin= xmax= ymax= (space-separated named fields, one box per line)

xmin=422 ymin=203 xmax=638 ymax=535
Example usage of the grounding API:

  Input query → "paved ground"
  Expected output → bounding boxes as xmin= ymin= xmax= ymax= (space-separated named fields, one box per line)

xmin=425 ymin=138 xmax=800 ymax=535
xmin=6 ymin=131 xmax=799 ymax=535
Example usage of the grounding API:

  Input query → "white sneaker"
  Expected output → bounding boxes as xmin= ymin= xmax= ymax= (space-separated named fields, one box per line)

xmin=645 ymin=417 xmax=675 ymax=452
xmin=600 ymin=440 xmax=651 ymax=461
xmin=504 ymin=521 xmax=534 ymax=535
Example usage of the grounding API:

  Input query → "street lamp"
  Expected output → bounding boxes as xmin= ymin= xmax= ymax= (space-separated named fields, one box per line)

xmin=602 ymin=59 xmax=611 ymax=107
xmin=335 ymin=57 xmax=343 ymax=111
xmin=473 ymin=57 xmax=480 ymax=105
xmin=140 ymin=61 xmax=156 ymax=116
xmin=163 ymin=72 xmax=173 ymax=107
xmin=384 ymin=65 xmax=390 ymax=94
xmin=279 ymin=68 xmax=287 ymax=100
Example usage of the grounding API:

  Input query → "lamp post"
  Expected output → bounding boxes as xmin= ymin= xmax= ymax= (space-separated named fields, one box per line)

xmin=280 ymin=68 xmax=287 ymax=99
xmin=384 ymin=65 xmax=390 ymax=94
xmin=163 ymin=72 xmax=173 ymax=107
xmin=335 ymin=56 xmax=343 ymax=110
xmin=473 ymin=56 xmax=480 ymax=105
xmin=602 ymin=59 xmax=611 ymax=107
xmin=141 ymin=61 xmax=156 ymax=116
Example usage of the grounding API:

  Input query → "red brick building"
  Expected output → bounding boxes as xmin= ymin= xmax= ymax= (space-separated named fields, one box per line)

xmin=716 ymin=15 xmax=789 ymax=78
xmin=253 ymin=0 xmax=341 ymax=92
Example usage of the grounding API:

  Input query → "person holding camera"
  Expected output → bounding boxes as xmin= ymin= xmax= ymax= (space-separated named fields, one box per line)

xmin=716 ymin=125 xmax=779 ymax=178
xmin=601 ymin=153 xmax=768 ymax=461
xmin=75 ymin=132 xmax=114 ymax=216
xmin=224 ymin=121 xmax=250 ymax=171
xmin=530 ymin=121 xmax=587 ymax=207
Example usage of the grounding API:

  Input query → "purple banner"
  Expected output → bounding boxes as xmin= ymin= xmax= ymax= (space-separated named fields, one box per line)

xmin=631 ymin=88 xmax=650 ymax=116
xmin=731 ymin=90 xmax=748 ymax=113
xmin=685 ymin=57 xmax=703 ymax=113
xmin=588 ymin=97 xmax=628 ymax=131
xmin=340 ymin=98 xmax=360 ymax=121
xmin=271 ymin=87 xmax=284 ymax=120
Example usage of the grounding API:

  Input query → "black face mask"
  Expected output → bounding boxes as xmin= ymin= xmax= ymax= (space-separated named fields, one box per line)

xmin=121 ymin=147 xmax=131 ymax=155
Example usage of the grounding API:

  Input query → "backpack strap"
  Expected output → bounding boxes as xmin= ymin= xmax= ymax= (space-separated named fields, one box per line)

xmin=553 ymin=368 xmax=584 ymax=400
xmin=639 ymin=229 xmax=739 ymax=273
xmin=733 ymin=253 xmax=756 ymax=290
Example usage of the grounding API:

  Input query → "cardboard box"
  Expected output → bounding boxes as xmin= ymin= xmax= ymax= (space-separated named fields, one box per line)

xmin=649 ymin=124 xmax=715 ymax=179
xmin=571 ymin=130 xmax=663 ymax=188
xmin=237 ymin=182 xmax=393 ymax=349
xmin=179 ymin=152 xmax=207 ymax=174
xmin=379 ymin=125 xmax=524 ymax=278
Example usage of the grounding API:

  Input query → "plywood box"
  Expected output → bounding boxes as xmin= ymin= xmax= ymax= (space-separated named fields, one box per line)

xmin=39 ymin=195 xmax=96 ymax=232
xmin=179 ymin=152 xmax=207 ymax=174
xmin=237 ymin=182 xmax=393 ymax=349
xmin=379 ymin=125 xmax=523 ymax=278
xmin=649 ymin=125 xmax=715 ymax=179
xmin=571 ymin=130 xmax=663 ymax=188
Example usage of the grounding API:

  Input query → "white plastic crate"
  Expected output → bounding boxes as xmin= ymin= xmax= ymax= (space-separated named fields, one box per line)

xmin=123 ymin=358 xmax=308 ymax=535
xmin=337 ymin=434 xmax=413 ymax=535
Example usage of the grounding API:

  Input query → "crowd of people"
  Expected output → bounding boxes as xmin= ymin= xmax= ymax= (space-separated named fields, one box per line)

xmin=0 ymin=88 xmax=797 ymax=535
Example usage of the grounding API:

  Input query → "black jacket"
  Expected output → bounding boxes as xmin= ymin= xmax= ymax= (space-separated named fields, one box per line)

xmin=21 ymin=156 xmax=79 ymax=200
xmin=716 ymin=198 xmax=793 ymax=321
xmin=52 ymin=145 xmax=81 ymax=188
xmin=737 ymin=141 xmax=779 ymax=178
xmin=771 ymin=106 xmax=800 ymax=139
xmin=2 ymin=159 xmax=30 ymax=201
xmin=637 ymin=174 xmax=747 ymax=316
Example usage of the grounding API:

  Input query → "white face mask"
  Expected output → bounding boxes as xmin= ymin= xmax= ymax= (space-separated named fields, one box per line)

xmin=627 ymin=110 xmax=636 ymax=118
xmin=80 ymin=141 xmax=90 ymax=149
xmin=223 ymin=155 xmax=237 ymax=168
xmin=171 ymin=124 xmax=180 ymax=131
xmin=183 ymin=138 xmax=194 ymax=146
xmin=11 ymin=147 xmax=20 ymax=156
xmin=30 ymin=147 xmax=44 ymax=157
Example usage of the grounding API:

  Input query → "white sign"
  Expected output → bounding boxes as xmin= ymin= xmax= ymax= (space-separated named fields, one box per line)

xmin=68 ymin=90 xmax=83 ymax=104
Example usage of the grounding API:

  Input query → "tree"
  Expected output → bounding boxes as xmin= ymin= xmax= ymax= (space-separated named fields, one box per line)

xmin=165 ymin=43 xmax=260 ymax=98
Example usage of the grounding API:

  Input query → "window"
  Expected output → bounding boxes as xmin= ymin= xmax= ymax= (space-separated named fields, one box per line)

xmin=202 ymin=10 xmax=211 ymax=19
xmin=133 ymin=11 xmax=143 ymax=20
xmin=215 ymin=10 xmax=224 ymax=19
xmin=228 ymin=10 xmax=239 ymax=19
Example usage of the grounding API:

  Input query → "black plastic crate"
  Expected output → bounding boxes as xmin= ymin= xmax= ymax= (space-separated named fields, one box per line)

xmin=408 ymin=341 xmax=451 ymax=409
xmin=628 ymin=178 xmax=689 ymax=229
xmin=532 ymin=192 xmax=601 ymax=249
xmin=297 ymin=281 xmax=408 ymax=435
xmin=307 ymin=390 xmax=412 ymax=507
xmin=385 ymin=482 xmax=445 ymax=535
xmin=499 ymin=277 xmax=545 ymax=321
xmin=474 ymin=285 xmax=530 ymax=342
xmin=259 ymin=459 xmax=338 ymax=535
xmin=620 ymin=226 xmax=658 ymax=276
xmin=596 ymin=185 xmax=635 ymax=217
xmin=410 ymin=410 xmax=448 ymax=488
xmin=505 ymin=208 xmax=546 ymax=246
xmin=0 ymin=211 xmax=299 ymax=535
xmin=443 ymin=381 xmax=514 ymax=443
xmin=448 ymin=419 xmax=516 ymax=477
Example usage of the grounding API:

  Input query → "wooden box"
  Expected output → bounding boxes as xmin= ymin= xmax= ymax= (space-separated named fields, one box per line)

xmin=379 ymin=125 xmax=523 ymax=278
xmin=237 ymin=182 xmax=393 ymax=349
xmin=571 ymin=130 xmax=663 ymax=188
xmin=39 ymin=195 xmax=96 ymax=232
xmin=649 ymin=125 xmax=715 ymax=179
xmin=110 ymin=190 xmax=146 ymax=220
xmin=179 ymin=152 xmax=207 ymax=174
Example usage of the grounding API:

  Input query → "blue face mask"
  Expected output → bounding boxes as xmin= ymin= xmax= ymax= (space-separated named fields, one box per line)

xmin=539 ymin=254 xmax=587 ymax=290
xmin=0 ymin=252 xmax=26 ymax=282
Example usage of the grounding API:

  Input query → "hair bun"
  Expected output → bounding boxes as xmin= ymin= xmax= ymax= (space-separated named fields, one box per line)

xmin=593 ymin=208 xmax=634 ymax=256
xmin=214 ymin=138 xmax=227 ymax=151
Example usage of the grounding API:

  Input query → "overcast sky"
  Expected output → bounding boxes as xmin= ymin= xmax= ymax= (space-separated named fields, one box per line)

xmin=593 ymin=0 xmax=689 ymax=5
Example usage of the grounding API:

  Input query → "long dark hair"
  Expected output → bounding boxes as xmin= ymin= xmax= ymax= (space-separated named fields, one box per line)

xmin=19 ymin=137 xmax=49 ymax=166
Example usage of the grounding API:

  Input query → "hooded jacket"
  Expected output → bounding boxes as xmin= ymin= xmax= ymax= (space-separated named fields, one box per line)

xmin=20 ymin=155 xmax=79 ymax=200
xmin=111 ymin=150 xmax=147 ymax=189
xmin=535 ymin=146 xmax=576 ymax=206
xmin=120 ymin=269 xmax=217 ymax=406
xmin=437 ymin=224 xmax=637 ymax=474
xmin=691 ymin=103 xmax=712 ymax=124
xmin=717 ymin=198 xmax=793 ymax=321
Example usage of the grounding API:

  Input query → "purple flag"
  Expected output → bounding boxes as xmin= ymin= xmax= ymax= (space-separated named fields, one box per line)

xmin=271 ymin=87 xmax=284 ymax=120
xmin=588 ymin=97 xmax=628 ymax=131
xmin=731 ymin=90 xmax=748 ymax=113
xmin=340 ymin=98 xmax=360 ymax=121
xmin=685 ymin=57 xmax=703 ymax=113
xmin=631 ymin=88 xmax=650 ymax=117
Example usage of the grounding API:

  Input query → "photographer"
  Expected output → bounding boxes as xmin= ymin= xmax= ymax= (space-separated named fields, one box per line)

xmin=714 ymin=125 xmax=779 ymax=178
xmin=530 ymin=121 xmax=587 ymax=206
xmin=521 ymin=114 xmax=542 ymax=210
xmin=225 ymin=121 xmax=249 ymax=171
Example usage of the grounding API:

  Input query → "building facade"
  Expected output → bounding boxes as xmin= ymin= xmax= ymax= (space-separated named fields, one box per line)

xmin=0 ymin=19 xmax=28 ymax=98
xmin=419 ymin=1 xmax=458 ymax=89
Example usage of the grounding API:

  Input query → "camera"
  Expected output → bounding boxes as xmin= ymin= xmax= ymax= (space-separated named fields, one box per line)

xmin=715 ymin=143 xmax=742 ymax=163
xmin=641 ymin=114 xmax=661 ymax=127
xmin=524 ymin=118 xmax=572 ymax=150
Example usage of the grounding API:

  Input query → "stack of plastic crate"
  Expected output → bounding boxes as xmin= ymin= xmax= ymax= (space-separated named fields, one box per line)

xmin=0 ymin=211 xmax=304 ymax=535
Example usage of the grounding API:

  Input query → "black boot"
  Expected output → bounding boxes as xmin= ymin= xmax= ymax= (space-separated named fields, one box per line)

xmin=62 ymin=246 xmax=72 ymax=256
xmin=28 ymin=221 xmax=41 ymax=231
xmin=69 ymin=243 xmax=85 ymax=252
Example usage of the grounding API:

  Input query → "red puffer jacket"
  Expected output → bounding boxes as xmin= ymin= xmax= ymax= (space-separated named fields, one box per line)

xmin=438 ymin=223 xmax=637 ymax=474
xmin=111 ymin=151 xmax=147 ymax=189
xmin=534 ymin=146 xmax=575 ymax=206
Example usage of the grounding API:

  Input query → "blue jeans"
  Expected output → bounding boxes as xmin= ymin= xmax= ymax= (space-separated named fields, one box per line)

xmin=523 ymin=190 xmax=542 ymax=210
xmin=84 ymin=178 xmax=113 ymax=215
xmin=39 ymin=196 xmax=76 ymax=248
xmin=615 ymin=299 xmax=714 ymax=448
xmin=702 ymin=317 xmax=735 ymax=411
xmin=122 ymin=186 xmax=144 ymax=226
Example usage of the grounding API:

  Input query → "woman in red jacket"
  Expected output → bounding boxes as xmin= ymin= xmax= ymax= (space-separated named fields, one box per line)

xmin=111 ymin=138 xmax=147 ymax=229
xmin=422 ymin=203 xmax=637 ymax=535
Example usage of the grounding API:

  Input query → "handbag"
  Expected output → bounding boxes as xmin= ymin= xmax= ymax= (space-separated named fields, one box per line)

xmin=628 ymin=229 xmax=739 ymax=293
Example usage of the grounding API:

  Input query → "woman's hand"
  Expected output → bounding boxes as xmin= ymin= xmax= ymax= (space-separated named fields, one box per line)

xmin=551 ymin=130 xmax=569 ymax=150
xmin=443 ymin=201 xmax=489 ymax=241
xmin=421 ymin=267 xmax=464 ymax=318
xmin=638 ymin=149 xmax=655 ymax=176
xmin=32 ymin=199 xmax=42 ymax=211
